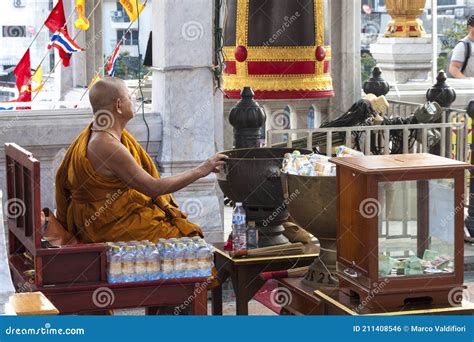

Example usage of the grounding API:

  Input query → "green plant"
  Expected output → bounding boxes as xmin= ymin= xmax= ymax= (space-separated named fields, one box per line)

xmin=438 ymin=22 xmax=468 ymax=72
xmin=114 ymin=51 xmax=149 ymax=80
xmin=361 ymin=52 xmax=377 ymax=83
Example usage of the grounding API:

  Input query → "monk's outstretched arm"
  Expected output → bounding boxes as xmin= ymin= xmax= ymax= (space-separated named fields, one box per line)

xmin=96 ymin=141 xmax=227 ymax=198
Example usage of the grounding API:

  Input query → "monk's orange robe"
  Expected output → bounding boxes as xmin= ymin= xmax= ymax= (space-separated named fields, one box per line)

xmin=55 ymin=124 xmax=202 ymax=243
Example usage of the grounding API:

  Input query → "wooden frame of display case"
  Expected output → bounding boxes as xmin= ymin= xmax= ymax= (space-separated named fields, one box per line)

xmin=330 ymin=153 xmax=470 ymax=309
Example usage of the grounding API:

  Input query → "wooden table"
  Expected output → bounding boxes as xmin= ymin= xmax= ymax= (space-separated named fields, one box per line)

xmin=212 ymin=242 xmax=318 ymax=315
xmin=276 ymin=277 xmax=474 ymax=315
xmin=7 ymin=292 xmax=59 ymax=315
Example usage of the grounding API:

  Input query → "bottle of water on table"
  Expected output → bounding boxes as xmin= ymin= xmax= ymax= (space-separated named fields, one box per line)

xmin=232 ymin=202 xmax=247 ymax=252
xmin=107 ymin=245 xmax=122 ymax=283
xmin=174 ymin=242 xmax=186 ymax=278
xmin=122 ymin=245 xmax=136 ymax=283
xmin=134 ymin=244 xmax=147 ymax=282
xmin=161 ymin=242 xmax=175 ymax=279
xmin=145 ymin=242 xmax=160 ymax=280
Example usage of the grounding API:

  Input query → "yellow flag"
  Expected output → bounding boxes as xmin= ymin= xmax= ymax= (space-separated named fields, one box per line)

xmin=119 ymin=0 xmax=145 ymax=22
xmin=31 ymin=66 xmax=43 ymax=92
xmin=75 ymin=0 xmax=90 ymax=30
xmin=88 ymin=73 xmax=101 ymax=89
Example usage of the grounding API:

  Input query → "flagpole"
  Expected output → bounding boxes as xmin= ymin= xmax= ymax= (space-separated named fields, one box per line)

xmin=32 ymin=0 xmax=103 ymax=101
xmin=26 ymin=22 xmax=46 ymax=52
xmin=78 ymin=0 xmax=149 ymax=101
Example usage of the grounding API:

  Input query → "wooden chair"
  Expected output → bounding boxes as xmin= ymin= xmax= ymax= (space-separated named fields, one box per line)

xmin=5 ymin=143 xmax=209 ymax=315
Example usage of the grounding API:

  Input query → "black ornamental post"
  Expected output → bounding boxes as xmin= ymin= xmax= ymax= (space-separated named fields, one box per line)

xmin=229 ymin=87 xmax=266 ymax=148
xmin=426 ymin=71 xmax=457 ymax=108
xmin=363 ymin=66 xmax=390 ymax=97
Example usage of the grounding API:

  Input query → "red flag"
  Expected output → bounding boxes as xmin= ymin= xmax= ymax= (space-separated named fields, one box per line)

xmin=14 ymin=49 xmax=31 ymax=102
xmin=44 ymin=0 xmax=66 ymax=32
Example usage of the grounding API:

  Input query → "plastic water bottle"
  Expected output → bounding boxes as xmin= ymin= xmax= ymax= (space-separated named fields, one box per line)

xmin=247 ymin=221 xmax=259 ymax=249
xmin=107 ymin=245 xmax=122 ymax=283
xmin=161 ymin=242 xmax=175 ymax=279
xmin=185 ymin=240 xmax=199 ymax=278
xmin=145 ymin=243 xmax=160 ymax=280
xmin=232 ymin=202 xmax=247 ymax=251
xmin=134 ymin=244 xmax=147 ymax=282
xmin=122 ymin=245 xmax=135 ymax=282
xmin=196 ymin=241 xmax=213 ymax=277
xmin=174 ymin=242 xmax=186 ymax=278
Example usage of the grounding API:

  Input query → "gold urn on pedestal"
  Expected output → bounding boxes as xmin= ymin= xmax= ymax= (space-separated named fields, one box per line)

xmin=384 ymin=0 xmax=427 ymax=37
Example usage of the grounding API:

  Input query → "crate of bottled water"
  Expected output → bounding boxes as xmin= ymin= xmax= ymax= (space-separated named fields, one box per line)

xmin=106 ymin=237 xmax=214 ymax=283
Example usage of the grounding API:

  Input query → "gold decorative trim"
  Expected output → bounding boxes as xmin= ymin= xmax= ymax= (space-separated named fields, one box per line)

xmin=224 ymin=0 xmax=333 ymax=93
xmin=224 ymin=46 xmax=332 ymax=62
xmin=223 ymin=75 xmax=333 ymax=91
xmin=314 ymin=290 xmax=474 ymax=316
xmin=214 ymin=247 xmax=319 ymax=263
xmin=314 ymin=290 xmax=360 ymax=315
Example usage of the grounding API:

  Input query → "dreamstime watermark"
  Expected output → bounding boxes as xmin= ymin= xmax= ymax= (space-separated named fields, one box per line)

xmin=269 ymin=109 xmax=290 ymax=130
xmin=439 ymin=192 xmax=471 ymax=229
xmin=447 ymin=286 xmax=470 ymax=306
xmin=181 ymin=21 xmax=203 ymax=41
xmin=93 ymin=109 xmax=115 ymax=130
xmin=92 ymin=287 xmax=115 ymax=308
xmin=174 ymin=277 xmax=214 ymax=315
xmin=0 ymin=116 xmax=19 ymax=135
xmin=262 ymin=189 xmax=300 ymax=227
xmin=359 ymin=198 xmax=381 ymax=219
xmin=84 ymin=189 xmax=123 ymax=227
xmin=262 ymin=12 xmax=301 ymax=47
xmin=3 ymin=198 xmax=26 ymax=219
xmin=4 ymin=323 xmax=85 ymax=336
xmin=85 ymin=29 xmax=103 ymax=50
xmin=181 ymin=198 xmax=204 ymax=220
xmin=354 ymin=279 xmax=390 ymax=312
xmin=270 ymin=287 xmax=293 ymax=307
xmin=16 ymin=278 xmax=34 ymax=293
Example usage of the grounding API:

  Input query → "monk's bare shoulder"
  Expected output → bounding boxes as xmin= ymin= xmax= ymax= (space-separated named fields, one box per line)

xmin=87 ymin=133 xmax=124 ymax=177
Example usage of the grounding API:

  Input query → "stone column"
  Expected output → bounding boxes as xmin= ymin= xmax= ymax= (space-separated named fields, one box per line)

xmin=72 ymin=0 xmax=103 ymax=88
xmin=152 ymin=0 xmax=224 ymax=243
xmin=329 ymin=0 xmax=361 ymax=119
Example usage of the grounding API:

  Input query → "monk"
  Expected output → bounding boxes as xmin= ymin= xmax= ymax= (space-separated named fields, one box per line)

xmin=55 ymin=77 xmax=227 ymax=244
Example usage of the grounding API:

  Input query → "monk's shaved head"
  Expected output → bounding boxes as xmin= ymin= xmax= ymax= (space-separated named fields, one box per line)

xmin=89 ymin=77 xmax=129 ymax=114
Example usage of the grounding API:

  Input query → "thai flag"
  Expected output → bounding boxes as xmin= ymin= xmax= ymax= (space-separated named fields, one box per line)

xmin=107 ymin=42 xmax=121 ymax=77
xmin=48 ymin=28 xmax=84 ymax=54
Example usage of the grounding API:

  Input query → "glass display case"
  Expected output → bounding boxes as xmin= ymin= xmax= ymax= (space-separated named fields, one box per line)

xmin=378 ymin=179 xmax=455 ymax=278
xmin=330 ymin=153 xmax=470 ymax=309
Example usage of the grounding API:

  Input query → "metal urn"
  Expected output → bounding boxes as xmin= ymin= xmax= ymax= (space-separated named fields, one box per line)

xmin=281 ymin=173 xmax=338 ymax=288
xmin=217 ymin=148 xmax=312 ymax=247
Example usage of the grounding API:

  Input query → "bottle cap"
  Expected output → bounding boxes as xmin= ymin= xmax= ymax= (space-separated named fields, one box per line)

xmin=248 ymin=221 xmax=256 ymax=226
xmin=235 ymin=202 xmax=242 ymax=206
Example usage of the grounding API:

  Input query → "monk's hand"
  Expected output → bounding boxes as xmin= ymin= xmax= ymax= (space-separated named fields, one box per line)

xmin=198 ymin=153 xmax=228 ymax=177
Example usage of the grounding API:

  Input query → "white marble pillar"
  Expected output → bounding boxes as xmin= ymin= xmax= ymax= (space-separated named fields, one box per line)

xmin=329 ymin=0 xmax=362 ymax=119
xmin=152 ymin=0 xmax=224 ymax=243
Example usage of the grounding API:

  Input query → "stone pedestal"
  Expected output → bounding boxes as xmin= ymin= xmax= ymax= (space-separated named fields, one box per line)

xmin=152 ymin=0 xmax=224 ymax=243
xmin=370 ymin=37 xmax=432 ymax=84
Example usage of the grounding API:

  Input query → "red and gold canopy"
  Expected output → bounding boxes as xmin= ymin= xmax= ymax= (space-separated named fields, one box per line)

xmin=223 ymin=0 xmax=333 ymax=100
